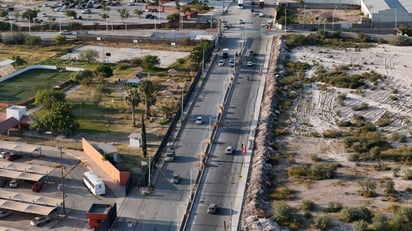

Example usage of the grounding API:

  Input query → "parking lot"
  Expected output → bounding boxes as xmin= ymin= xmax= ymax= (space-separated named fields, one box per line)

xmin=2 ymin=0 xmax=172 ymax=28
xmin=0 ymin=141 xmax=119 ymax=230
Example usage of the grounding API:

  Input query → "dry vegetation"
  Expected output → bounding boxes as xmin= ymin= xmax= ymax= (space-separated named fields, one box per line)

xmin=242 ymin=33 xmax=412 ymax=231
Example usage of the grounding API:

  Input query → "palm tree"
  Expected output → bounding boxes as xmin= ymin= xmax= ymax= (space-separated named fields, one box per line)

xmin=124 ymin=88 xmax=141 ymax=127
xmin=138 ymin=80 xmax=156 ymax=119
xmin=118 ymin=8 xmax=130 ymax=30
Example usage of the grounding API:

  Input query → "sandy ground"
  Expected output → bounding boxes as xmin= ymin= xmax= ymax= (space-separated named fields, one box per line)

xmin=66 ymin=46 xmax=190 ymax=67
xmin=279 ymin=44 xmax=412 ymax=230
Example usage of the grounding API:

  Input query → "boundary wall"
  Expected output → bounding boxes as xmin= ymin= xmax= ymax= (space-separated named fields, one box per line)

xmin=82 ymin=138 xmax=130 ymax=186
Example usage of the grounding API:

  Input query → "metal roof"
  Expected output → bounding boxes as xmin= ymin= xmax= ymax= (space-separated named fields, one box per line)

xmin=0 ymin=189 xmax=62 ymax=216
xmin=0 ymin=159 xmax=55 ymax=175
xmin=0 ymin=169 xmax=44 ymax=182
xmin=0 ymin=199 xmax=57 ymax=216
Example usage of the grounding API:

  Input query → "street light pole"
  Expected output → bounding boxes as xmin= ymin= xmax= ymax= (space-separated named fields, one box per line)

xmin=59 ymin=146 xmax=66 ymax=215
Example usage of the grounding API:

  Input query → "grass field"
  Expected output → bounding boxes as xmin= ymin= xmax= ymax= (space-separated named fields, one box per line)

xmin=0 ymin=68 xmax=71 ymax=104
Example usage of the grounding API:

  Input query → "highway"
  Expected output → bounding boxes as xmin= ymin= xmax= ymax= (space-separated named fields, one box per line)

xmin=185 ymin=3 xmax=275 ymax=231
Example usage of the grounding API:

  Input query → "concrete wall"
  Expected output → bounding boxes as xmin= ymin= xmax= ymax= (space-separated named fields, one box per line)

xmin=82 ymin=138 xmax=130 ymax=186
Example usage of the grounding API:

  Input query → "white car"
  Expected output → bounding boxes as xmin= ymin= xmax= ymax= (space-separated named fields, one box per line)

xmin=225 ymin=146 xmax=234 ymax=155
xmin=207 ymin=204 xmax=218 ymax=214
xmin=229 ymin=59 xmax=235 ymax=67
xmin=60 ymin=30 xmax=73 ymax=35
xmin=30 ymin=216 xmax=50 ymax=226
xmin=9 ymin=179 xmax=18 ymax=188
xmin=247 ymin=61 xmax=253 ymax=66
xmin=196 ymin=116 xmax=203 ymax=125
xmin=170 ymin=174 xmax=180 ymax=184
xmin=218 ymin=60 xmax=224 ymax=66
xmin=261 ymin=22 xmax=267 ymax=27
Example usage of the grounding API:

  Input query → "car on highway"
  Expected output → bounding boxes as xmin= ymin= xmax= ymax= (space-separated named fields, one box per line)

xmin=196 ymin=116 xmax=203 ymax=125
xmin=30 ymin=216 xmax=50 ymax=226
xmin=0 ymin=210 xmax=12 ymax=218
xmin=225 ymin=146 xmax=234 ymax=155
xmin=165 ymin=150 xmax=175 ymax=162
xmin=207 ymin=204 xmax=218 ymax=214
xmin=247 ymin=61 xmax=253 ymax=66
xmin=9 ymin=179 xmax=18 ymax=188
xmin=170 ymin=174 xmax=180 ymax=184
xmin=229 ymin=59 xmax=235 ymax=67
xmin=218 ymin=60 xmax=224 ymax=66
xmin=60 ymin=30 xmax=73 ymax=35
xmin=128 ymin=2 xmax=135 ymax=6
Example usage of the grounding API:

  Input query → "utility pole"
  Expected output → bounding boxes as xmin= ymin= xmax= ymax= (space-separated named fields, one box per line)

xmin=59 ymin=146 xmax=66 ymax=215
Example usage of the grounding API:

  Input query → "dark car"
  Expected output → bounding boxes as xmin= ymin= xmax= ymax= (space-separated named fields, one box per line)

xmin=32 ymin=182 xmax=44 ymax=192
xmin=145 ymin=14 xmax=153 ymax=19
xmin=4 ymin=153 xmax=22 ymax=161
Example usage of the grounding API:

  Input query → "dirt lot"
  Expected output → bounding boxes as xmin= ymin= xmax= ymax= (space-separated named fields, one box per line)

xmin=279 ymin=44 xmax=412 ymax=229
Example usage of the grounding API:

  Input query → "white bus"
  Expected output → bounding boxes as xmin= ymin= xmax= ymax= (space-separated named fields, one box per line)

xmin=83 ymin=171 xmax=106 ymax=196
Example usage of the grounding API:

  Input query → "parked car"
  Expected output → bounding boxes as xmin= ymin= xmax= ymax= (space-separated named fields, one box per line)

xmin=9 ymin=179 xmax=18 ymax=188
xmin=247 ymin=61 xmax=253 ymax=66
xmin=5 ymin=153 xmax=22 ymax=161
xmin=170 ymin=174 xmax=180 ymax=184
xmin=225 ymin=146 xmax=234 ymax=155
xmin=32 ymin=182 xmax=44 ymax=192
xmin=145 ymin=14 xmax=153 ymax=19
xmin=196 ymin=116 xmax=203 ymax=125
xmin=0 ymin=210 xmax=12 ymax=218
xmin=30 ymin=216 xmax=51 ymax=226
xmin=0 ymin=178 xmax=7 ymax=187
xmin=218 ymin=60 xmax=224 ymax=66
xmin=207 ymin=204 xmax=218 ymax=214
xmin=0 ymin=151 xmax=10 ymax=158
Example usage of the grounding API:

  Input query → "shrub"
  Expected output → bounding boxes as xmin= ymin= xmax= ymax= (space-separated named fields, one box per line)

xmin=325 ymin=202 xmax=343 ymax=213
xmin=339 ymin=206 xmax=373 ymax=223
xmin=353 ymin=220 xmax=369 ymax=231
xmin=299 ymin=200 xmax=316 ymax=211
xmin=311 ymin=216 xmax=330 ymax=231
xmin=311 ymin=154 xmax=322 ymax=162
xmin=385 ymin=180 xmax=396 ymax=194
xmin=403 ymin=169 xmax=412 ymax=180
xmin=271 ymin=187 xmax=295 ymax=200
xmin=272 ymin=201 xmax=297 ymax=223
xmin=372 ymin=214 xmax=390 ymax=231
xmin=352 ymin=102 xmax=369 ymax=111
xmin=322 ymin=129 xmax=343 ymax=138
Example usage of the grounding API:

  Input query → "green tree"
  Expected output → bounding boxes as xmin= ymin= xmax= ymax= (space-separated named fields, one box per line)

xmin=138 ymin=80 xmax=156 ymax=118
xmin=134 ymin=9 xmax=144 ymax=17
xmin=21 ymin=9 xmax=38 ymax=22
xmin=10 ymin=55 xmax=27 ymax=67
xmin=159 ymin=103 xmax=176 ymax=120
xmin=42 ymin=101 xmax=79 ymax=135
xmin=398 ymin=24 xmax=409 ymax=34
xmin=24 ymin=35 xmax=42 ymax=48
xmin=167 ymin=13 xmax=179 ymax=21
xmin=141 ymin=113 xmax=147 ymax=158
xmin=71 ymin=70 xmax=95 ymax=86
xmin=0 ymin=9 xmax=7 ymax=18
xmin=95 ymin=64 xmax=113 ymax=78
xmin=35 ymin=89 xmax=66 ymax=109
xmin=118 ymin=8 xmax=129 ymax=30
xmin=55 ymin=34 xmax=67 ymax=44
xmin=79 ymin=48 xmax=99 ymax=63
xmin=65 ymin=10 xmax=77 ymax=18
xmin=124 ymin=88 xmax=141 ymax=127
xmin=142 ymin=55 xmax=160 ymax=69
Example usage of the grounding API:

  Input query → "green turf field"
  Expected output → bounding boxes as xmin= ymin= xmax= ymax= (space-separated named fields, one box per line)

xmin=0 ymin=68 xmax=71 ymax=105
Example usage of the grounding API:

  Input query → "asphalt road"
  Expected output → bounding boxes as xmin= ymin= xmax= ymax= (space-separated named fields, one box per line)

xmin=185 ymin=3 xmax=274 ymax=231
